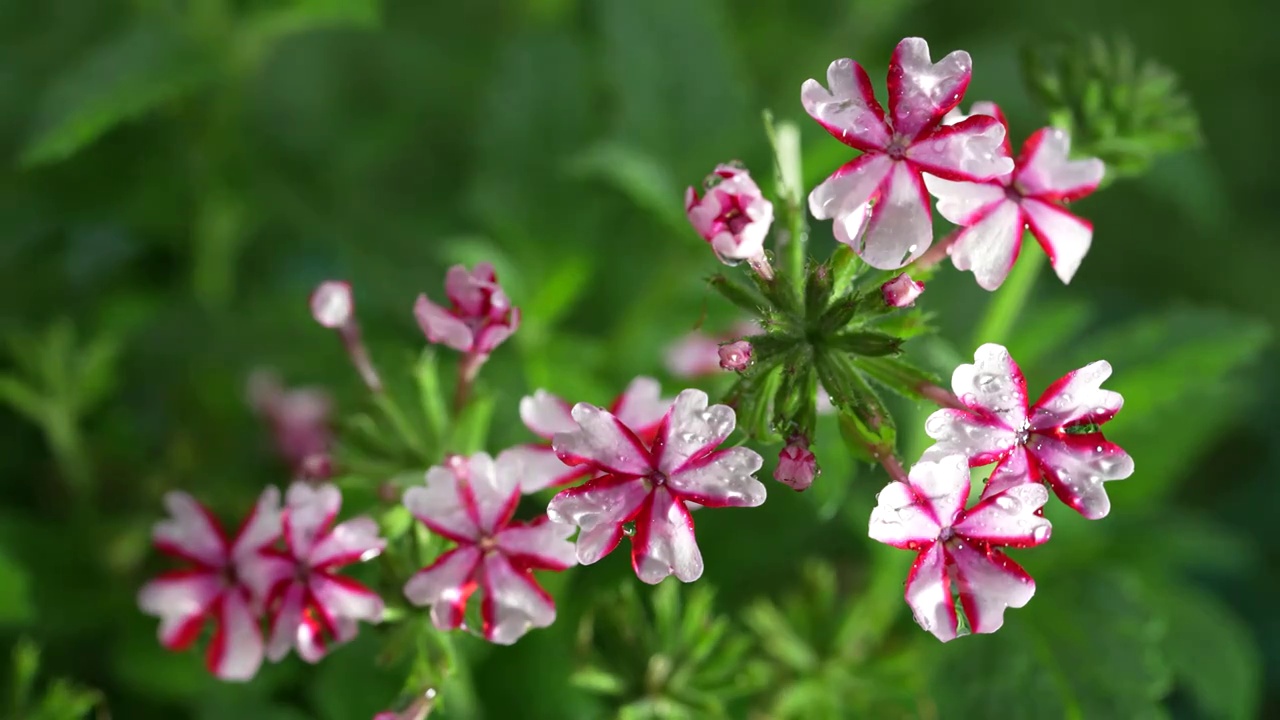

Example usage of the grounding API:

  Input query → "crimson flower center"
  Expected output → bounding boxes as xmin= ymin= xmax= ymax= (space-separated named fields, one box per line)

xmin=938 ymin=526 xmax=956 ymax=543
xmin=886 ymin=136 xmax=911 ymax=159
xmin=647 ymin=472 xmax=668 ymax=488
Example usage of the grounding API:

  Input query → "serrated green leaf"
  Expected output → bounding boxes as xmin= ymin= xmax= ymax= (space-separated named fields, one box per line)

xmin=22 ymin=24 xmax=219 ymax=166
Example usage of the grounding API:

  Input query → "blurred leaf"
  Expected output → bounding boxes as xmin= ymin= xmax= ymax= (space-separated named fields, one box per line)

xmin=0 ymin=546 xmax=33 ymax=625
xmin=566 ymin=143 xmax=685 ymax=233
xmin=239 ymin=0 xmax=382 ymax=61
xmin=310 ymin=631 xmax=404 ymax=720
xmin=0 ymin=374 xmax=46 ymax=425
xmin=21 ymin=23 xmax=220 ymax=166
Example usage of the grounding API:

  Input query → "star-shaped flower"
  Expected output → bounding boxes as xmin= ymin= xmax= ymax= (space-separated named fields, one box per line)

xmin=546 ymin=389 xmax=766 ymax=584
xmin=925 ymin=102 xmax=1106 ymax=290
xmin=923 ymin=343 xmax=1135 ymax=519
xmin=869 ymin=455 xmax=1052 ymax=642
xmin=803 ymin=37 xmax=1013 ymax=269
xmin=403 ymin=453 xmax=578 ymax=644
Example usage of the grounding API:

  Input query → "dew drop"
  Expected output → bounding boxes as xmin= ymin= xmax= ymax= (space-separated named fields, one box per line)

xmin=994 ymin=495 xmax=1021 ymax=513
xmin=1032 ymin=525 xmax=1051 ymax=543
xmin=622 ymin=522 xmax=636 ymax=537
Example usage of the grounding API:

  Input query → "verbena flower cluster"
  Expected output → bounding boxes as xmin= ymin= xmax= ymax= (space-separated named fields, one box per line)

xmin=137 ymin=36 xmax=1135 ymax=712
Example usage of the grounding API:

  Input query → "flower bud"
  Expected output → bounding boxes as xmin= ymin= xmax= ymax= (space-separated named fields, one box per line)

xmin=310 ymin=280 xmax=354 ymax=328
xmin=686 ymin=164 xmax=774 ymax=270
xmin=881 ymin=273 xmax=926 ymax=308
xmin=415 ymin=263 xmax=519 ymax=357
xmin=717 ymin=340 xmax=753 ymax=372
xmin=774 ymin=436 xmax=818 ymax=491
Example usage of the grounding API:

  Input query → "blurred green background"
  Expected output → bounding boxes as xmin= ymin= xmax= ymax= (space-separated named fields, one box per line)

xmin=1 ymin=0 xmax=1276 ymax=718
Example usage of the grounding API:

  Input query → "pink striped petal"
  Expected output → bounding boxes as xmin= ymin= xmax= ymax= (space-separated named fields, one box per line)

xmin=856 ymin=161 xmax=933 ymax=269
xmin=922 ymin=174 xmax=1008 ymax=225
xmin=943 ymin=101 xmax=1011 ymax=156
xmin=666 ymin=447 xmax=765 ymax=508
xmin=887 ymin=38 xmax=971 ymax=141
xmin=922 ymin=408 xmax=1018 ymax=467
xmin=403 ymin=467 xmax=481 ymax=543
xmin=138 ymin=570 xmax=222 ymax=650
xmin=1014 ymin=128 xmax=1105 ymax=202
xmin=206 ymin=589 xmax=264 ymax=681
xmin=479 ymin=553 xmax=556 ymax=645
xmin=519 ymin=390 xmax=576 ymax=439
xmin=546 ymin=475 xmax=649 ymax=565
xmin=283 ymin=482 xmax=340 ymax=559
xmin=230 ymin=486 xmax=283 ymax=561
xmin=611 ymin=376 xmax=671 ymax=438
xmin=465 ymin=452 xmax=521 ymax=535
xmin=947 ymin=199 xmax=1025 ymax=291
xmin=653 ymin=389 xmax=736 ymax=475
xmin=497 ymin=444 xmax=588 ymax=494
xmin=403 ymin=546 xmax=481 ymax=630
xmin=235 ymin=551 xmax=295 ymax=610
xmin=496 ymin=517 xmax=578 ymax=571
xmin=868 ymin=480 xmax=942 ymax=549
xmin=297 ymin=614 xmax=357 ymax=664
xmin=1029 ymin=360 xmax=1124 ymax=430
xmin=954 ymin=484 xmax=1051 ymax=546
xmin=800 ymin=58 xmax=890 ymax=152
xmin=831 ymin=201 xmax=874 ymax=252
xmin=413 ymin=295 xmax=474 ymax=352
xmin=950 ymin=540 xmax=1036 ymax=636
xmin=1022 ymin=198 xmax=1093 ymax=285
xmin=908 ymin=455 xmax=971 ymax=529
xmin=1027 ymin=433 xmax=1133 ymax=520
xmin=310 ymin=517 xmax=385 ymax=569
xmin=553 ymin=403 xmax=653 ymax=476
xmin=444 ymin=263 xmax=497 ymax=317
xmin=905 ymin=543 xmax=958 ymax=642
xmin=311 ymin=573 xmax=384 ymax=625
xmin=807 ymin=153 xmax=893 ymax=222
xmin=979 ymin=446 xmax=1040 ymax=501
xmin=952 ymin=343 xmax=1030 ymax=430
xmin=153 ymin=492 xmax=228 ymax=568
xmin=265 ymin=581 xmax=307 ymax=662
xmin=631 ymin=487 xmax=702 ymax=584
xmin=906 ymin=116 xmax=1013 ymax=182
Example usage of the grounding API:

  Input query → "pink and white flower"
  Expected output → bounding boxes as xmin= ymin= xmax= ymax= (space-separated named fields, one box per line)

xmin=717 ymin=341 xmax=753 ymax=372
xmin=414 ymin=263 xmax=520 ymax=358
xmin=262 ymin=483 xmax=386 ymax=663
xmin=546 ymin=389 xmax=766 ymax=584
xmin=137 ymin=488 xmax=284 ymax=680
xmin=870 ymin=455 xmax=1051 ymax=642
xmin=881 ymin=273 xmax=926 ymax=308
xmin=803 ymin=38 xmax=1013 ymax=269
xmin=403 ymin=453 xmax=577 ymax=644
xmin=664 ymin=321 xmax=760 ymax=379
xmin=247 ymin=370 xmax=334 ymax=480
xmin=925 ymin=103 xmax=1106 ymax=290
xmin=774 ymin=436 xmax=818 ymax=491
xmin=923 ymin=343 xmax=1134 ymax=519
xmin=685 ymin=165 xmax=775 ymax=272
xmin=503 ymin=377 xmax=672 ymax=493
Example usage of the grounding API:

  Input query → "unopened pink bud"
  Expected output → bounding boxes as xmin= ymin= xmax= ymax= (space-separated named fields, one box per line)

xmin=311 ymin=280 xmax=355 ymax=328
xmin=686 ymin=164 xmax=774 ymax=273
xmin=881 ymin=273 xmax=925 ymax=308
xmin=718 ymin=340 xmax=753 ymax=372
xmin=774 ymin=437 xmax=818 ymax=491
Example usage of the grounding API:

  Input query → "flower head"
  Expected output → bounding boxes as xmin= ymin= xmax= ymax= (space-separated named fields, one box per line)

xmin=685 ymin=165 xmax=774 ymax=268
xmin=263 ymin=483 xmax=386 ymax=663
xmin=774 ymin=436 xmax=818 ymax=491
xmin=881 ymin=273 xmax=926 ymax=308
xmin=923 ymin=343 xmax=1134 ymax=519
xmin=414 ymin=263 xmax=520 ymax=357
xmin=546 ymin=389 xmax=766 ymax=584
xmin=870 ymin=455 xmax=1052 ymax=642
xmin=137 ymin=488 xmax=283 ymax=680
xmin=503 ymin=377 xmax=672 ymax=493
xmin=247 ymin=370 xmax=334 ymax=480
xmin=925 ymin=103 xmax=1106 ymax=290
xmin=717 ymin=341 xmax=753 ymax=372
xmin=803 ymin=38 xmax=1012 ymax=269
xmin=403 ymin=453 xmax=578 ymax=644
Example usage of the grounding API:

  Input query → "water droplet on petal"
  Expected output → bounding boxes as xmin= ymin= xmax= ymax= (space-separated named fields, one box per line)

xmin=1032 ymin=525 xmax=1051 ymax=543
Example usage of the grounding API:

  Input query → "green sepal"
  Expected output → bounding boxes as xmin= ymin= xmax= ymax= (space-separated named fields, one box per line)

xmin=726 ymin=366 xmax=784 ymax=441
xmin=803 ymin=261 xmax=833 ymax=323
xmin=747 ymin=331 xmax=802 ymax=367
xmin=751 ymin=262 xmax=803 ymax=320
xmin=829 ymin=245 xmax=862 ymax=299
xmin=826 ymin=331 xmax=902 ymax=358
xmin=855 ymin=356 xmax=943 ymax=402
xmin=816 ymin=351 xmax=895 ymax=450
xmin=707 ymin=273 xmax=770 ymax=317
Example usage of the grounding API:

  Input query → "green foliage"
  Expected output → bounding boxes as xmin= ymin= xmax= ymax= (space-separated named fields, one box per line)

xmin=7 ymin=638 xmax=102 ymax=720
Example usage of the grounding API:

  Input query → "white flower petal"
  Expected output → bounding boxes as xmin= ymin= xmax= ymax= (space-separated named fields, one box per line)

xmin=887 ymin=38 xmax=971 ymax=140
xmin=655 ymin=389 xmax=736 ymax=475
xmin=950 ymin=540 xmax=1036 ymax=636
xmin=905 ymin=542 xmax=958 ymax=642
xmin=479 ymin=553 xmax=556 ymax=645
xmin=1022 ymin=198 xmax=1093 ymax=285
xmin=311 ymin=573 xmax=384 ymax=625
xmin=265 ymin=581 xmax=306 ymax=662
xmin=868 ymin=481 xmax=942 ymax=548
xmin=403 ymin=546 xmax=481 ymax=630
xmin=951 ymin=343 xmax=1030 ymax=431
xmin=283 ymin=482 xmax=340 ymax=559
xmin=519 ymin=389 xmax=576 ymax=439
xmin=611 ymin=376 xmax=672 ymax=436
xmin=856 ymin=161 xmax=933 ymax=270
xmin=1028 ymin=360 xmax=1124 ymax=430
xmin=632 ymin=487 xmax=702 ymax=584
xmin=954 ymin=483 xmax=1051 ymax=546
xmin=497 ymin=518 xmax=578 ymax=571
xmin=979 ymin=446 xmax=1039 ymax=501
xmin=309 ymin=516 xmax=385 ymax=569
xmin=547 ymin=476 xmax=650 ymax=565
xmin=153 ymin=492 xmax=228 ymax=568
xmin=948 ymin=198 xmax=1025 ymax=291
xmin=403 ymin=467 xmax=480 ymax=542
xmin=801 ymin=58 xmax=891 ymax=151
xmin=466 ymin=452 xmax=521 ymax=535
xmin=1027 ymin=433 xmax=1133 ymax=520
xmin=137 ymin=570 xmax=221 ymax=649
xmin=208 ymin=589 xmax=264 ymax=681
xmin=413 ymin=295 xmax=474 ymax=352
xmin=922 ymin=175 xmax=1008 ymax=225
xmin=906 ymin=117 xmax=1013 ymax=181
xmin=498 ymin=443 xmax=586 ymax=494
xmin=922 ymin=409 xmax=1019 ymax=467
xmin=553 ymin=403 xmax=653 ymax=476
xmin=1014 ymin=128 xmax=1104 ymax=200
xmin=807 ymin=153 xmax=893 ymax=221
xmin=666 ymin=446 xmax=765 ymax=508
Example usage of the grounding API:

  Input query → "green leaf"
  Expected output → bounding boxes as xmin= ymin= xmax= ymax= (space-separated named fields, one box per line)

xmin=21 ymin=23 xmax=219 ymax=166
xmin=0 ymin=546 xmax=33 ymax=625
xmin=449 ymin=390 xmax=495 ymax=455
xmin=707 ymin=274 xmax=770 ymax=318
xmin=566 ymin=143 xmax=685 ymax=233
xmin=853 ymin=356 xmax=942 ymax=402
xmin=0 ymin=374 xmax=47 ymax=426
xmin=238 ymin=0 xmax=381 ymax=63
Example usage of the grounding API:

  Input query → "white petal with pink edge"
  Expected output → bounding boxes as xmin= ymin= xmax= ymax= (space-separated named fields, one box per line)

xmin=831 ymin=201 xmax=874 ymax=252
xmin=1014 ymin=128 xmax=1105 ymax=200
xmin=496 ymin=519 xmax=578 ymax=571
xmin=887 ymin=38 xmax=971 ymax=140
xmin=297 ymin=615 xmax=357 ymax=664
xmin=952 ymin=343 xmax=1030 ymax=430
xmin=465 ymin=452 xmax=521 ymax=535
xmin=519 ymin=390 xmax=576 ymax=439
xmin=1027 ymin=434 xmax=1133 ymax=519
xmin=906 ymin=118 xmax=1012 ymax=181
xmin=612 ymin=376 xmax=672 ymax=434
xmin=1022 ymin=198 xmax=1093 ymax=285
xmin=498 ymin=444 xmax=586 ymax=494
xmin=480 ymin=553 xmax=556 ymax=645
xmin=947 ymin=199 xmax=1025 ymax=291
xmin=954 ymin=484 xmax=1051 ymax=546
xmin=666 ymin=447 xmax=765 ymax=508
xmin=950 ymin=540 xmax=1036 ymax=635
xmin=154 ymin=492 xmax=227 ymax=567
xmin=1028 ymin=360 xmax=1123 ymax=430
xmin=208 ymin=589 xmax=264 ymax=681
xmin=979 ymin=446 xmax=1039 ymax=501
xmin=800 ymin=58 xmax=890 ymax=151
xmin=283 ymin=482 xmax=340 ymax=558
xmin=868 ymin=480 xmax=941 ymax=549
xmin=137 ymin=571 xmax=221 ymax=648
xmin=311 ymin=574 xmax=384 ymax=625
xmin=906 ymin=455 xmax=971 ymax=530
xmin=632 ymin=487 xmax=702 ymax=584
xmin=403 ymin=546 xmax=481 ymax=627
xmin=265 ymin=581 xmax=307 ymax=662
xmin=553 ymin=403 xmax=652 ymax=476
xmin=856 ymin=161 xmax=933 ymax=270
xmin=231 ymin=486 xmax=284 ymax=560
xmin=546 ymin=476 xmax=650 ymax=565
xmin=904 ymin=542 xmax=958 ymax=642
xmin=922 ymin=409 xmax=1019 ymax=467
xmin=654 ymin=389 xmax=735 ymax=475
xmin=235 ymin=552 xmax=295 ymax=609
xmin=310 ymin=516 xmax=385 ymax=568
xmin=414 ymin=295 xmax=474 ymax=352
xmin=922 ymin=174 xmax=1007 ymax=225
xmin=403 ymin=467 xmax=480 ymax=542
xmin=808 ymin=153 xmax=893 ymax=221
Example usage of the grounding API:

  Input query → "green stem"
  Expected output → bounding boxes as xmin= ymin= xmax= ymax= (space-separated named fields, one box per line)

xmin=971 ymin=237 xmax=1045 ymax=346
xmin=374 ymin=393 xmax=428 ymax=464
xmin=763 ymin=112 xmax=807 ymax=296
